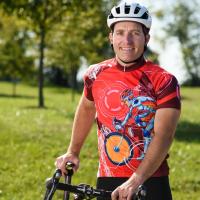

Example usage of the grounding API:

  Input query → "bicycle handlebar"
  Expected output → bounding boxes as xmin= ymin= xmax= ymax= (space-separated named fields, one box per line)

xmin=45 ymin=174 xmax=111 ymax=199
xmin=44 ymin=169 xmax=146 ymax=200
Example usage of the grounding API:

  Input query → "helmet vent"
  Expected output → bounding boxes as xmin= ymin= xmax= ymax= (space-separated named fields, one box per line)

xmin=141 ymin=12 xmax=148 ymax=19
xmin=134 ymin=6 xmax=140 ymax=14
xmin=125 ymin=5 xmax=130 ymax=14
xmin=116 ymin=7 xmax=120 ymax=14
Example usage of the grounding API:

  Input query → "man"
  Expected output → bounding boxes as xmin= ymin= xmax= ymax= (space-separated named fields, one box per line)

xmin=55 ymin=1 xmax=181 ymax=200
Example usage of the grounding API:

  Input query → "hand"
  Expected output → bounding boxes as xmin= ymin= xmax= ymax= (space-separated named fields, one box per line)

xmin=111 ymin=173 xmax=143 ymax=200
xmin=55 ymin=152 xmax=79 ymax=176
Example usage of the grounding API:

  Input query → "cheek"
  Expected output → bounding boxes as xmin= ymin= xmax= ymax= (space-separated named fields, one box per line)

xmin=136 ymin=36 xmax=146 ymax=44
xmin=112 ymin=34 xmax=124 ymax=43
xmin=112 ymin=36 xmax=119 ymax=44
xmin=135 ymin=39 xmax=146 ymax=51
xmin=112 ymin=39 xmax=120 ymax=50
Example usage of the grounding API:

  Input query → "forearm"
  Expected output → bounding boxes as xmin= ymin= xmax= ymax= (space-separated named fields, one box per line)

xmin=131 ymin=108 xmax=181 ymax=184
xmin=67 ymin=95 xmax=96 ymax=156
xmin=135 ymin=132 xmax=174 ymax=182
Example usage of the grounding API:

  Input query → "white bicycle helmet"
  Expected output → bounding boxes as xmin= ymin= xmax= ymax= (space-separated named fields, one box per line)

xmin=107 ymin=1 xmax=152 ymax=29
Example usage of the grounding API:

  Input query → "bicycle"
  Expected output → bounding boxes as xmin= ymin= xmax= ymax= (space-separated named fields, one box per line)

xmin=44 ymin=163 xmax=147 ymax=200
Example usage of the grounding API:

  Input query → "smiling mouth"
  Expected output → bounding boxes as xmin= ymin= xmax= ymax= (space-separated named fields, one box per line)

xmin=121 ymin=47 xmax=134 ymax=52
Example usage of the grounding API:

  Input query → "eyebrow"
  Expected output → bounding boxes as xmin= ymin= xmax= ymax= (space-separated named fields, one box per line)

xmin=115 ymin=28 xmax=142 ymax=32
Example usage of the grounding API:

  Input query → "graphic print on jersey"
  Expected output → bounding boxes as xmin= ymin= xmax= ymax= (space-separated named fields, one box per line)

xmin=102 ymin=87 xmax=156 ymax=168
xmin=94 ymin=77 xmax=157 ymax=175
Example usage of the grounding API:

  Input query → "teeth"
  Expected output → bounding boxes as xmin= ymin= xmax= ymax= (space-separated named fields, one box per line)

xmin=122 ymin=47 xmax=132 ymax=50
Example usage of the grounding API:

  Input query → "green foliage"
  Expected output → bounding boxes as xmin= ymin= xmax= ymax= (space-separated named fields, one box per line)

xmin=0 ymin=82 xmax=199 ymax=199
xmin=46 ymin=0 xmax=112 ymax=71
xmin=145 ymin=48 xmax=159 ymax=64
xmin=0 ymin=0 xmax=117 ymax=107
xmin=0 ymin=0 xmax=75 ymax=107
xmin=164 ymin=0 xmax=200 ymax=86
xmin=44 ymin=0 xmax=116 ymax=93
xmin=0 ymin=0 xmax=69 ymax=29
xmin=0 ymin=11 xmax=34 ymax=81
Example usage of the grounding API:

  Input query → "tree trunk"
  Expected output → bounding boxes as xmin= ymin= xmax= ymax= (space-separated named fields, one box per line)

xmin=191 ymin=74 xmax=200 ymax=86
xmin=38 ymin=24 xmax=45 ymax=108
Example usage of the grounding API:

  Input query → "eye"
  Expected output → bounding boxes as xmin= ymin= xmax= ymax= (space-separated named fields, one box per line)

xmin=134 ymin=31 xmax=141 ymax=35
xmin=115 ymin=30 xmax=124 ymax=36
xmin=132 ymin=30 xmax=142 ymax=36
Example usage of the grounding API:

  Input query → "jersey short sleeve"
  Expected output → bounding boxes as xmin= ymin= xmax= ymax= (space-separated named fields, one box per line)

xmin=148 ymin=64 xmax=181 ymax=109
xmin=83 ymin=61 xmax=111 ymax=101
xmin=156 ymin=76 xmax=181 ymax=109
xmin=83 ymin=64 xmax=98 ymax=101
xmin=83 ymin=75 xmax=94 ymax=101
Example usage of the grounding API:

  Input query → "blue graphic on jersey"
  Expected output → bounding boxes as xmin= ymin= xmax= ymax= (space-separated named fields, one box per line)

xmin=112 ymin=89 xmax=156 ymax=160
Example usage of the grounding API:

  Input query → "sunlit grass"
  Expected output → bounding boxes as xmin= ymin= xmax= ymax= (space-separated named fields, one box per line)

xmin=169 ymin=87 xmax=200 ymax=200
xmin=0 ymin=82 xmax=199 ymax=199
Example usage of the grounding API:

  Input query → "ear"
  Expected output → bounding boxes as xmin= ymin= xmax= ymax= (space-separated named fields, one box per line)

xmin=109 ymin=32 xmax=113 ymax=44
xmin=145 ymin=34 xmax=150 ymax=45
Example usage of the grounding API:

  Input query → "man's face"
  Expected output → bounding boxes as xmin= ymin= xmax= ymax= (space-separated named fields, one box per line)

xmin=109 ymin=21 xmax=149 ymax=65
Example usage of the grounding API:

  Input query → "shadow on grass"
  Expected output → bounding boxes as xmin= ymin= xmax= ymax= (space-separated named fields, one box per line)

xmin=175 ymin=121 xmax=200 ymax=143
xmin=23 ymin=105 xmax=48 ymax=109
xmin=0 ymin=93 xmax=36 ymax=99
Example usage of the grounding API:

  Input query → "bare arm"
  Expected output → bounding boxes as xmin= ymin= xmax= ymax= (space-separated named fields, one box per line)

xmin=68 ymin=94 xmax=96 ymax=156
xmin=56 ymin=94 xmax=96 ymax=173
xmin=112 ymin=108 xmax=181 ymax=200
xmin=135 ymin=108 xmax=180 ymax=181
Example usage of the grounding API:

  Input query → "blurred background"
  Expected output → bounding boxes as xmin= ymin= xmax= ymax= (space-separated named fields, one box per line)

xmin=0 ymin=0 xmax=199 ymax=199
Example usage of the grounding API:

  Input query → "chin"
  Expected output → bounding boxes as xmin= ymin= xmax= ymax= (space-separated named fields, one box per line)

xmin=122 ymin=58 xmax=136 ymax=63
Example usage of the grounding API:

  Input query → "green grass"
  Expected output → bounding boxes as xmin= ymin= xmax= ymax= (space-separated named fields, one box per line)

xmin=0 ymin=82 xmax=199 ymax=200
xmin=169 ymin=87 xmax=200 ymax=200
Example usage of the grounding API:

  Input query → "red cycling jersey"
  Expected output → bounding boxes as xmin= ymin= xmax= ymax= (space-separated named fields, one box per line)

xmin=83 ymin=57 xmax=181 ymax=178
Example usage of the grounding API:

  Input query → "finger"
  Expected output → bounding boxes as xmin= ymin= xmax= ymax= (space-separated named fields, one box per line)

xmin=73 ymin=161 xmax=79 ymax=172
xmin=55 ymin=157 xmax=63 ymax=168
xmin=127 ymin=192 xmax=134 ymax=200
xmin=119 ymin=193 xmax=127 ymax=200
xmin=111 ymin=189 xmax=119 ymax=200
xmin=55 ymin=157 xmax=68 ymax=176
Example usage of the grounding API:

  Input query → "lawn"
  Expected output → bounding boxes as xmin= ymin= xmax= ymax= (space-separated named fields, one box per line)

xmin=0 ymin=82 xmax=199 ymax=200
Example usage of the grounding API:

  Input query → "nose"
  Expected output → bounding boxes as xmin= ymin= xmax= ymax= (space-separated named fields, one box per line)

xmin=124 ymin=33 xmax=133 ymax=44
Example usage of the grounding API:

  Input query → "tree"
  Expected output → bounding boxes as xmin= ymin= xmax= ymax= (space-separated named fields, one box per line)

xmin=0 ymin=0 xmax=70 ymax=107
xmin=164 ymin=0 xmax=200 ymax=86
xmin=46 ymin=0 xmax=113 ymax=95
xmin=0 ymin=0 xmax=117 ymax=106
xmin=0 ymin=11 xmax=34 ymax=96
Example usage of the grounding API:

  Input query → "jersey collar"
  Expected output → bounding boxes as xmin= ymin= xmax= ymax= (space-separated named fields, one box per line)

xmin=114 ymin=56 xmax=146 ymax=72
